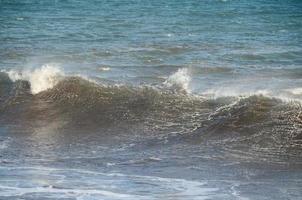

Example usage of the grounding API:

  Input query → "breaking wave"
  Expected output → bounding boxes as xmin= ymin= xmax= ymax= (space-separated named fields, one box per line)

xmin=0 ymin=65 xmax=302 ymax=162
xmin=164 ymin=68 xmax=191 ymax=93
xmin=2 ymin=65 xmax=63 ymax=94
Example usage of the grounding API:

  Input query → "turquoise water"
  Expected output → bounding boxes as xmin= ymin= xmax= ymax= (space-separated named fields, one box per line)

xmin=1 ymin=0 xmax=302 ymax=199
xmin=1 ymin=0 xmax=301 ymax=79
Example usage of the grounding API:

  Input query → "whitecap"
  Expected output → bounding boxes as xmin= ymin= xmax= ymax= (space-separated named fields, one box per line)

xmin=4 ymin=64 xmax=63 ymax=94
xmin=164 ymin=68 xmax=191 ymax=93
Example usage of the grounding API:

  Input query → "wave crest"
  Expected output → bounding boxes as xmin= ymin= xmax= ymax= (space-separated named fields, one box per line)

xmin=164 ymin=68 xmax=191 ymax=93
xmin=3 ymin=65 xmax=63 ymax=94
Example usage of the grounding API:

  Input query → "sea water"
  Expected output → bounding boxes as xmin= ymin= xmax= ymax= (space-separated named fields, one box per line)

xmin=0 ymin=0 xmax=302 ymax=199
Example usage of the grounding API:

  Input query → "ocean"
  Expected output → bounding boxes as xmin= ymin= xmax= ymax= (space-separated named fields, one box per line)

xmin=0 ymin=0 xmax=302 ymax=199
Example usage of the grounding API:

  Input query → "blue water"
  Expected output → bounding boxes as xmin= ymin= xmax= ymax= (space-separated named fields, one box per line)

xmin=1 ymin=0 xmax=302 ymax=97
xmin=1 ymin=0 xmax=301 ymax=72
xmin=1 ymin=0 xmax=302 ymax=199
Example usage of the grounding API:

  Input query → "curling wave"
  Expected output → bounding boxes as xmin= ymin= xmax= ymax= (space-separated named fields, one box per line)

xmin=0 ymin=67 xmax=302 ymax=161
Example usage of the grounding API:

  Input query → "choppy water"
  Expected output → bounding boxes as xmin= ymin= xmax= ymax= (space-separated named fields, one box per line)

xmin=1 ymin=0 xmax=302 ymax=199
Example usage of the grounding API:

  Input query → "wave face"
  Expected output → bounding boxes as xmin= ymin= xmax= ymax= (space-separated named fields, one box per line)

xmin=1 ymin=70 xmax=302 ymax=164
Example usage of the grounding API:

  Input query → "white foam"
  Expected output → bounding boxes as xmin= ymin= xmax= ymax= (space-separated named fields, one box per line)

xmin=0 ymin=185 xmax=138 ymax=199
xmin=0 ymin=166 xmax=218 ymax=200
xmin=164 ymin=68 xmax=191 ymax=93
xmin=5 ymin=64 xmax=63 ymax=94
xmin=202 ymin=88 xmax=270 ymax=99
xmin=0 ymin=137 xmax=10 ymax=151
xmin=201 ymin=87 xmax=302 ymax=104
xmin=99 ymin=67 xmax=111 ymax=71
xmin=286 ymin=88 xmax=302 ymax=95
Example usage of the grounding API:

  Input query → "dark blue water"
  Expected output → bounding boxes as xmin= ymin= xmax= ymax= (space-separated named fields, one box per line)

xmin=1 ymin=0 xmax=302 ymax=199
